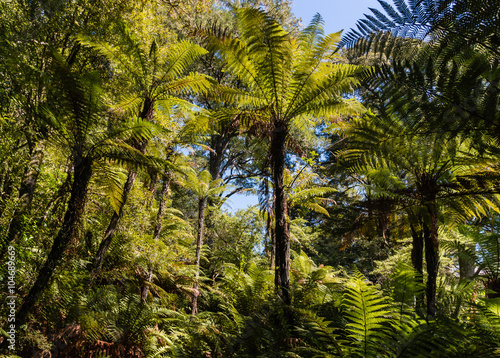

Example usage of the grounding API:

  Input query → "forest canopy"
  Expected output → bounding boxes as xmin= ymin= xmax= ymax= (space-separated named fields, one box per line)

xmin=1 ymin=0 xmax=500 ymax=357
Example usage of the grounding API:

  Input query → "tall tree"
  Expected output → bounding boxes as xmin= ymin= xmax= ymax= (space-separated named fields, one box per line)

xmin=342 ymin=0 xmax=500 ymax=143
xmin=179 ymin=169 xmax=225 ymax=317
xmin=338 ymin=113 xmax=500 ymax=316
xmin=14 ymin=56 xmax=157 ymax=331
xmin=203 ymin=9 xmax=365 ymax=305
xmin=0 ymin=0 xmax=137 ymax=256
xmin=79 ymin=24 xmax=211 ymax=275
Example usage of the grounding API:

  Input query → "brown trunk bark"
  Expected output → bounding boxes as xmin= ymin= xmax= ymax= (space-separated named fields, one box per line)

xmin=141 ymin=172 xmax=171 ymax=302
xmin=410 ymin=222 xmax=425 ymax=312
xmin=144 ymin=171 xmax=158 ymax=206
xmin=269 ymin=226 xmax=276 ymax=270
xmin=485 ymin=278 xmax=500 ymax=298
xmin=271 ymin=122 xmax=291 ymax=305
xmin=209 ymin=135 xmax=226 ymax=181
xmin=91 ymin=170 xmax=138 ymax=276
xmin=423 ymin=203 xmax=439 ymax=318
xmin=192 ymin=197 xmax=207 ymax=317
xmin=16 ymin=156 xmax=93 ymax=329
xmin=264 ymin=212 xmax=271 ymax=260
xmin=91 ymin=99 xmax=152 ymax=277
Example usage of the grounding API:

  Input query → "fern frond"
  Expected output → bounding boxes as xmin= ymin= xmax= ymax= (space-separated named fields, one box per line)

xmin=343 ymin=270 xmax=394 ymax=357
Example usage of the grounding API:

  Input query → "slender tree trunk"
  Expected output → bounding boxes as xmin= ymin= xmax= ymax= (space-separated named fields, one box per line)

xmin=269 ymin=226 xmax=276 ymax=270
xmin=16 ymin=156 xmax=93 ymax=330
xmin=91 ymin=170 xmax=138 ymax=276
xmin=271 ymin=122 xmax=291 ymax=305
xmin=2 ymin=141 xmax=45 ymax=256
xmin=91 ymin=99 xmax=152 ymax=277
xmin=144 ymin=171 xmax=158 ymax=206
xmin=410 ymin=222 xmax=424 ymax=312
xmin=209 ymin=135 xmax=226 ymax=181
xmin=192 ymin=197 xmax=207 ymax=317
xmin=205 ymin=135 xmax=227 ymax=250
xmin=423 ymin=203 xmax=439 ymax=318
xmin=141 ymin=172 xmax=171 ymax=302
xmin=264 ymin=212 xmax=271 ymax=260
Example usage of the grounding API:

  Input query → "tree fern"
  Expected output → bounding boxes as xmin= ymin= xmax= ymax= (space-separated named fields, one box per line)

xmin=200 ymin=8 xmax=366 ymax=306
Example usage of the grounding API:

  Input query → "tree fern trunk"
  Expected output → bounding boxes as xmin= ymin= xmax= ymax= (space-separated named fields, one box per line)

xmin=91 ymin=170 xmax=137 ymax=276
xmin=270 ymin=226 xmax=276 ymax=271
xmin=16 ymin=156 xmax=93 ymax=329
xmin=485 ymin=278 xmax=500 ymax=298
xmin=271 ymin=122 xmax=291 ymax=305
xmin=410 ymin=222 xmax=424 ymax=313
xmin=192 ymin=197 xmax=207 ymax=317
xmin=141 ymin=171 xmax=171 ymax=302
xmin=209 ymin=134 xmax=227 ymax=181
xmin=423 ymin=203 xmax=439 ymax=318
xmin=91 ymin=99 xmax=152 ymax=277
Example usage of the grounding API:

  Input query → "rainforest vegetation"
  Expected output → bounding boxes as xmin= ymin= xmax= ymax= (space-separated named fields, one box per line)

xmin=1 ymin=0 xmax=500 ymax=356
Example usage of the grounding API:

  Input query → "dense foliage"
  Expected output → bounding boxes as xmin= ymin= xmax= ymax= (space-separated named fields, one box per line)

xmin=1 ymin=0 xmax=500 ymax=357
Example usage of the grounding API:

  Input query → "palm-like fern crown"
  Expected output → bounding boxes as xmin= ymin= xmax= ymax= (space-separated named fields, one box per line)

xmin=210 ymin=8 xmax=366 ymax=130
xmin=78 ymin=22 xmax=211 ymax=122
xmin=342 ymin=0 xmax=499 ymax=55
xmin=42 ymin=53 xmax=163 ymax=213
xmin=180 ymin=169 xmax=226 ymax=200
xmin=337 ymin=113 xmax=500 ymax=222
xmin=341 ymin=0 xmax=500 ymax=142
xmin=44 ymin=54 xmax=156 ymax=161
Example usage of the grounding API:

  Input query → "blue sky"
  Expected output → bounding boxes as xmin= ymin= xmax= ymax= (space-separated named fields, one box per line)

xmin=224 ymin=0 xmax=384 ymax=211
xmin=292 ymin=0 xmax=383 ymax=35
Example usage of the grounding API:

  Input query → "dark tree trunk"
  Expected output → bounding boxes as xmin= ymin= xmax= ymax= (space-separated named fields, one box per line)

xmin=205 ymin=135 xmax=228 ymax=249
xmin=269 ymin=226 xmax=276 ymax=270
xmin=91 ymin=170 xmax=138 ymax=276
xmin=410 ymin=223 xmax=424 ymax=275
xmin=271 ymin=122 xmax=291 ymax=305
xmin=144 ymin=171 xmax=158 ymax=206
xmin=485 ymin=277 xmax=500 ymax=298
xmin=91 ymin=99 xmax=152 ymax=277
xmin=3 ymin=141 xmax=45 ymax=256
xmin=209 ymin=134 xmax=227 ymax=181
xmin=264 ymin=211 xmax=271 ymax=262
xmin=192 ymin=197 xmax=207 ymax=317
xmin=423 ymin=203 xmax=439 ymax=318
xmin=16 ymin=156 xmax=93 ymax=329
xmin=152 ymin=172 xmax=171 ymax=242
xmin=141 ymin=172 xmax=171 ymax=302
xmin=410 ymin=222 xmax=425 ymax=312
